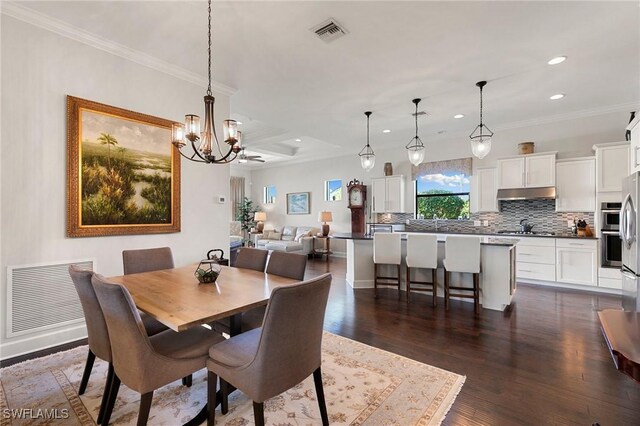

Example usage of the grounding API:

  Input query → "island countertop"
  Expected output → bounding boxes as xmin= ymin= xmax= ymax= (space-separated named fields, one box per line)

xmin=332 ymin=232 xmax=519 ymax=247
xmin=360 ymin=227 xmax=597 ymax=240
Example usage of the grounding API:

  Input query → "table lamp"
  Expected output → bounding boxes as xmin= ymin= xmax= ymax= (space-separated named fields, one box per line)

xmin=254 ymin=211 xmax=267 ymax=233
xmin=318 ymin=211 xmax=333 ymax=236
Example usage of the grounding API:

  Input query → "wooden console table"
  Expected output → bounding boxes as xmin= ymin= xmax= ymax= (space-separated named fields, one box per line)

xmin=597 ymin=309 xmax=640 ymax=382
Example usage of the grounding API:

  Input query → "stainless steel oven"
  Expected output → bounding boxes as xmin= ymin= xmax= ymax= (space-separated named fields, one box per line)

xmin=601 ymin=230 xmax=622 ymax=268
xmin=601 ymin=202 xmax=621 ymax=231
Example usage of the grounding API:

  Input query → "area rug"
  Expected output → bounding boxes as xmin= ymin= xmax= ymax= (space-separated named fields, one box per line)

xmin=0 ymin=332 xmax=465 ymax=425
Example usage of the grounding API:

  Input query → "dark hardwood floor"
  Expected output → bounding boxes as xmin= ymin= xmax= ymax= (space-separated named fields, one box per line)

xmin=307 ymin=257 xmax=640 ymax=426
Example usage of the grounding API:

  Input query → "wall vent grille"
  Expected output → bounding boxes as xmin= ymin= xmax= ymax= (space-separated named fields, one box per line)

xmin=7 ymin=260 xmax=93 ymax=337
xmin=311 ymin=18 xmax=349 ymax=43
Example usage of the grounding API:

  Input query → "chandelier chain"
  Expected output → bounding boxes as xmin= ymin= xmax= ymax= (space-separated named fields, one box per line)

xmin=207 ymin=0 xmax=212 ymax=96
xmin=479 ymin=85 xmax=483 ymax=127
xmin=414 ymin=101 xmax=418 ymax=137
xmin=366 ymin=113 xmax=370 ymax=146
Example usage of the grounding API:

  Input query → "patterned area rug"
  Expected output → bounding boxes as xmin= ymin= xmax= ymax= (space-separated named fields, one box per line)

xmin=1 ymin=332 xmax=465 ymax=425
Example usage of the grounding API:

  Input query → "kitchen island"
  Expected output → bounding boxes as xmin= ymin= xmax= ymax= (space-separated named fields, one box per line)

xmin=333 ymin=232 xmax=518 ymax=312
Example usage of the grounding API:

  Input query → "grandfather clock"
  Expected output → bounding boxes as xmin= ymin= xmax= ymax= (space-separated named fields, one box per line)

xmin=347 ymin=179 xmax=367 ymax=234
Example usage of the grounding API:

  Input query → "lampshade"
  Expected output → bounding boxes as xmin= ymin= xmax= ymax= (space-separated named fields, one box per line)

xmin=470 ymin=136 xmax=492 ymax=159
xmin=254 ymin=211 xmax=267 ymax=221
xmin=318 ymin=211 xmax=333 ymax=223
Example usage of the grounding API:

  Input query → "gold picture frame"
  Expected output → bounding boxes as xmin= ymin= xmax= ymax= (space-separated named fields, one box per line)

xmin=66 ymin=96 xmax=181 ymax=237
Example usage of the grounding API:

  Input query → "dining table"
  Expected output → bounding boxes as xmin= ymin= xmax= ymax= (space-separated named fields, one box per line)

xmin=107 ymin=263 xmax=300 ymax=425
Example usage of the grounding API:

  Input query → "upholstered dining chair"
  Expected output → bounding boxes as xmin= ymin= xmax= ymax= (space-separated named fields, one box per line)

xmin=122 ymin=247 xmax=174 ymax=275
xmin=68 ymin=266 xmax=167 ymax=425
xmin=234 ymin=247 xmax=269 ymax=272
xmin=92 ymin=274 xmax=226 ymax=426
xmin=207 ymin=273 xmax=332 ymax=426
xmin=373 ymin=233 xmax=402 ymax=299
xmin=443 ymin=236 xmax=482 ymax=314
xmin=265 ymin=250 xmax=307 ymax=280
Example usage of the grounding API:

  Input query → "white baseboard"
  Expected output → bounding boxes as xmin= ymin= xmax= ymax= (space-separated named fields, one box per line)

xmin=518 ymin=279 xmax=622 ymax=295
xmin=0 ymin=324 xmax=87 ymax=361
xmin=347 ymin=279 xmax=374 ymax=289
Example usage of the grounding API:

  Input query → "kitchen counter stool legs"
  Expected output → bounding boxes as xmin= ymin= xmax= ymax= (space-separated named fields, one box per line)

xmin=373 ymin=233 xmax=402 ymax=299
xmin=443 ymin=236 xmax=482 ymax=315
xmin=405 ymin=234 xmax=438 ymax=306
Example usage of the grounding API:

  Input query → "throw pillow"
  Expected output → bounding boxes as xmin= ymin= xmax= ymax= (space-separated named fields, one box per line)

xmin=294 ymin=227 xmax=312 ymax=242
xmin=282 ymin=226 xmax=297 ymax=241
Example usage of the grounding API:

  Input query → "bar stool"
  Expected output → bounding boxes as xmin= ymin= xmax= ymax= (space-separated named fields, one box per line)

xmin=405 ymin=234 xmax=438 ymax=306
xmin=373 ymin=233 xmax=402 ymax=299
xmin=443 ymin=236 xmax=481 ymax=314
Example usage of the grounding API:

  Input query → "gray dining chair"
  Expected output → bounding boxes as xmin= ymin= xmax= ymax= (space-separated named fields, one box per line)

xmin=92 ymin=274 xmax=226 ymax=426
xmin=207 ymin=273 xmax=332 ymax=426
xmin=68 ymin=266 xmax=167 ymax=425
xmin=234 ymin=247 xmax=269 ymax=271
xmin=122 ymin=247 xmax=174 ymax=275
xmin=214 ymin=250 xmax=308 ymax=335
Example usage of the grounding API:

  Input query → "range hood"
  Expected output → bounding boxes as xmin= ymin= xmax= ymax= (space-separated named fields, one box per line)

xmin=496 ymin=187 xmax=556 ymax=201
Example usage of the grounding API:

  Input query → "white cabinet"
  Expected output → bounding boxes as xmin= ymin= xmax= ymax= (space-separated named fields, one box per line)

xmin=555 ymin=239 xmax=598 ymax=286
xmin=371 ymin=175 xmax=405 ymax=213
xmin=471 ymin=168 xmax=498 ymax=213
xmin=516 ymin=237 xmax=556 ymax=281
xmin=556 ymin=158 xmax=596 ymax=212
xmin=593 ymin=142 xmax=629 ymax=192
xmin=497 ymin=153 xmax=556 ymax=189
xmin=497 ymin=158 xmax=525 ymax=189
xmin=525 ymin=155 xmax=556 ymax=188
xmin=628 ymin=117 xmax=640 ymax=173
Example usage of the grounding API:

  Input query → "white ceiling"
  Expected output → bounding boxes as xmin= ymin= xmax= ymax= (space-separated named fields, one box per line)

xmin=12 ymin=1 xmax=640 ymax=168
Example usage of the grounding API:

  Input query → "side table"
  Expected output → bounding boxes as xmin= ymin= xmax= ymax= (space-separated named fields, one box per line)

xmin=250 ymin=232 xmax=263 ymax=247
xmin=313 ymin=236 xmax=332 ymax=262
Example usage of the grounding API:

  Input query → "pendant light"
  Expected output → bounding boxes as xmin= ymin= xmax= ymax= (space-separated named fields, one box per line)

xmin=171 ymin=0 xmax=241 ymax=164
xmin=469 ymin=81 xmax=494 ymax=159
xmin=359 ymin=111 xmax=375 ymax=171
xmin=406 ymin=98 xmax=425 ymax=166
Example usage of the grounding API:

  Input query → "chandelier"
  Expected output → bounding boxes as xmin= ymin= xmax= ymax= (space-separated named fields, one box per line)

xmin=171 ymin=0 xmax=241 ymax=164
xmin=406 ymin=98 xmax=425 ymax=166
xmin=359 ymin=111 xmax=375 ymax=171
xmin=469 ymin=81 xmax=493 ymax=159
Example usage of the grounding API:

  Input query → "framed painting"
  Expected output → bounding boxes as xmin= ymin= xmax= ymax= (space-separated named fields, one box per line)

xmin=66 ymin=96 xmax=181 ymax=237
xmin=286 ymin=192 xmax=310 ymax=215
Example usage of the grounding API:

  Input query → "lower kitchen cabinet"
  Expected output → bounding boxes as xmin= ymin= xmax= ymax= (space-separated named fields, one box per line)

xmin=555 ymin=239 xmax=598 ymax=286
xmin=516 ymin=237 xmax=556 ymax=281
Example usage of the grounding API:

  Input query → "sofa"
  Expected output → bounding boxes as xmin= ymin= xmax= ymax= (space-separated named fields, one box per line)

xmin=255 ymin=225 xmax=319 ymax=254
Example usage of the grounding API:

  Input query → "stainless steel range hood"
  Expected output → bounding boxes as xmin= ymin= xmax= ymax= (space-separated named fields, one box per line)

xmin=496 ymin=187 xmax=556 ymax=201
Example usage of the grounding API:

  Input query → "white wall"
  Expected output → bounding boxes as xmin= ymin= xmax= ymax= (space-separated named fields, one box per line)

xmin=0 ymin=16 xmax=231 ymax=358
xmin=248 ymin=109 xmax=633 ymax=254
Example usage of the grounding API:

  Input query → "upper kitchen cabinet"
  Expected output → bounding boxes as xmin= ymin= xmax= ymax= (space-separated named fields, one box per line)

xmin=371 ymin=175 xmax=405 ymax=213
xmin=471 ymin=167 xmax=498 ymax=213
xmin=628 ymin=116 xmax=640 ymax=173
xmin=497 ymin=152 xmax=556 ymax=189
xmin=592 ymin=142 xmax=630 ymax=192
xmin=556 ymin=157 xmax=596 ymax=212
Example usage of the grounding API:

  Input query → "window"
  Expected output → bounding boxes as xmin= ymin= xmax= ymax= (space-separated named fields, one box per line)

xmin=324 ymin=179 xmax=342 ymax=201
xmin=415 ymin=172 xmax=470 ymax=219
xmin=263 ymin=186 xmax=276 ymax=204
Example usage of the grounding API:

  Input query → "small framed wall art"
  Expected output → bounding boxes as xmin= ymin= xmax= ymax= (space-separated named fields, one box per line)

xmin=286 ymin=192 xmax=310 ymax=215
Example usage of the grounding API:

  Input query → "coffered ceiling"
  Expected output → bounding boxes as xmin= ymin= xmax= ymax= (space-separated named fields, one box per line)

xmin=8 ymin=1 xmax=640 ymax=167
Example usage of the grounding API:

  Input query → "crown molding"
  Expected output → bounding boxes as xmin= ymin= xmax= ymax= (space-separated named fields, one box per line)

xmin=1 ymin=2 xmax=236 ymax=96
xmin=494 ymin=101 xmax=639 ymax=132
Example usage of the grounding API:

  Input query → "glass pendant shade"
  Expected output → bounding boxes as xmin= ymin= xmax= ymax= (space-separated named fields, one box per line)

xmin=407 ymin=141 xmax=425 ymax=166
xmin=360 ymin=152 xmax=375 ymax=171
xmin=470 ymin=136 xmax=492 ymax=159
xmin=223 ymin=119 xmax=238 ymax=144
xmin=171 ymin=123 xmax=186 ymax=148
xmin=359 ymin=111 xmax=375 ymax=171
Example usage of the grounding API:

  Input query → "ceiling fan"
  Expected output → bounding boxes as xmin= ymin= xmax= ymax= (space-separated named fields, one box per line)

xmin=238 ymin=147 xmax=265 ymax=163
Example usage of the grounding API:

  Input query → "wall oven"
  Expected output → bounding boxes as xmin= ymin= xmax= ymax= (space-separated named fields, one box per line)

xmin=601 ymin=202 xmax=621 ymax=231
xmin=601 ymin=230 xmax=622 ymax=268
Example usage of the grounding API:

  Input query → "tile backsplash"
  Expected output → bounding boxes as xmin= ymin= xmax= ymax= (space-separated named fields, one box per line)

xmin=376 ymin=199 xmax=594 ymax=235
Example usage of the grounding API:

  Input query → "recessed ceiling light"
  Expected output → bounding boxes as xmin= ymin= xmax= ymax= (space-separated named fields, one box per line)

xmin=295 ymin=138 xmax=302 ymax=142
xmin=549 ymin=93 xmax=565 ymax=100
xmin=438 ymin=130 xmax=446 ymax=134
xmin=382 ymin=129 xmax=391 ymax=133
xmin=454 ymin=114 xmax=464 ymax=119
xmin=547 ymin=56 xmax=567 ymax=65
xmin=236 ymin=121 xmax=243 ymax=125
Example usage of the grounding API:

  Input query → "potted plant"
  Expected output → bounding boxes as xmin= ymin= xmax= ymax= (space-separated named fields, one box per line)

xmin=236 ymin=197 xmax=258 ymax=242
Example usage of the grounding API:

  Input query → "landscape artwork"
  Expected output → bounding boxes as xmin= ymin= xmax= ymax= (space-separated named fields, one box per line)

xmin=67 ymin=96 xmax=180 ymax=237
xmin=287 ymin=192 xmax=310 ymax=215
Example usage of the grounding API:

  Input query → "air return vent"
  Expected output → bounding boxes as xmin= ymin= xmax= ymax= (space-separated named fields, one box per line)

xmin=6 ymin=259 xmax=93 ymax=338
xmin=311 ymin=18 xmax=349 ymax=43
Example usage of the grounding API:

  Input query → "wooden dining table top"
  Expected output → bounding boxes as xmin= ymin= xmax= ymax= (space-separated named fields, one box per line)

xmin=107 ymin=264 xmax=299 ymax=332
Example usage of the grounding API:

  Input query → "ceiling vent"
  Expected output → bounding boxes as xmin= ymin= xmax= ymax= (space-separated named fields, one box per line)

xmin=311 ymin=18 xmax=349 ymax=43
